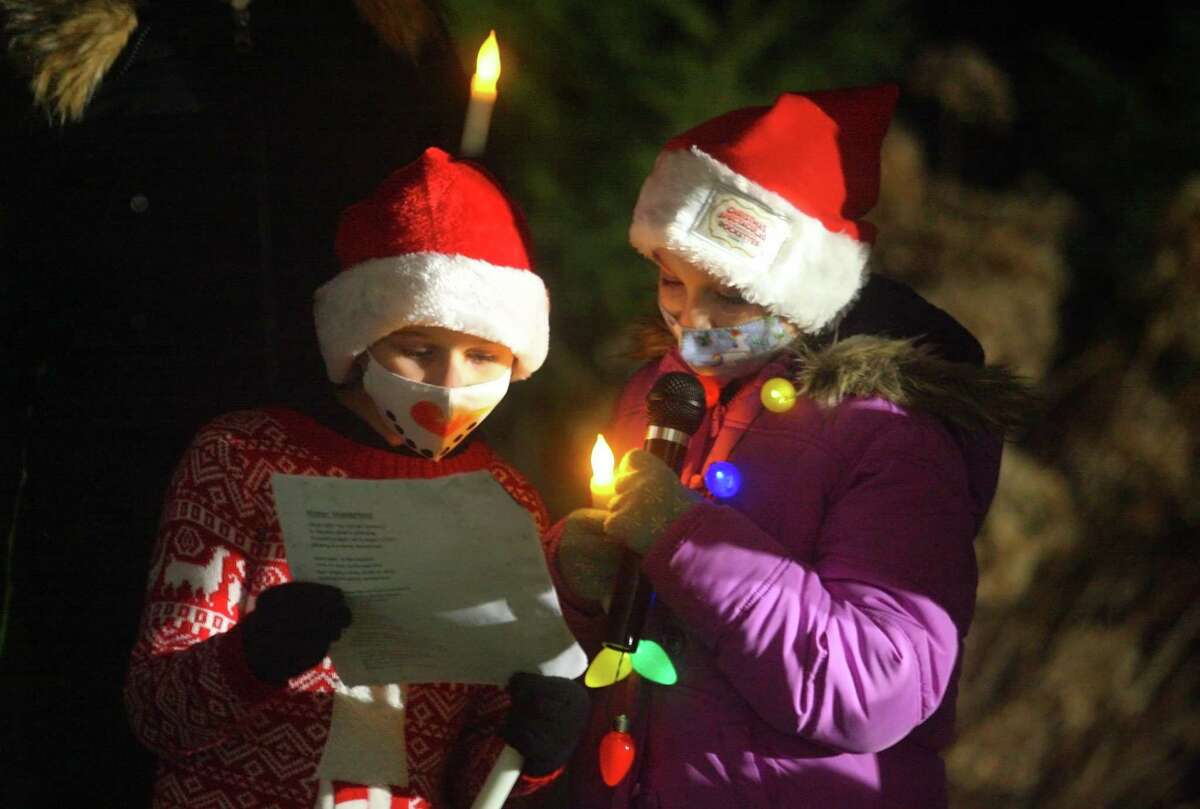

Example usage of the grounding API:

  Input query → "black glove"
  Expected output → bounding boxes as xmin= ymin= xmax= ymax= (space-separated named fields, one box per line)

xmin=239 ymin=582 xmax=352 ymax=684
xmin=500 ymin=672 xmax=591 ymax=777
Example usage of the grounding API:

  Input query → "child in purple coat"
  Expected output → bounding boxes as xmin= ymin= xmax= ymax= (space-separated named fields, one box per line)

xmin=548 ymin=86 xmax=1034 ymax=808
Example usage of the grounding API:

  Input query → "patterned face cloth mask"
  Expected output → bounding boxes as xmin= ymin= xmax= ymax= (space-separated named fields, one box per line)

xmin=661 ymin=307 xmax=794 ymax=377
xmin=362 ymin=354 xmax=511 ymax=460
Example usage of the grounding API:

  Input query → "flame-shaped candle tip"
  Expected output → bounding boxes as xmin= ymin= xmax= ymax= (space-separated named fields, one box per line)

xmin=471 ymin=30 xmax=501 ymax=97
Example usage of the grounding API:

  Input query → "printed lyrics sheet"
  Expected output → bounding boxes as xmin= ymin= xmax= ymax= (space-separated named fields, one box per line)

xmin=271 ymin=471 xmax=586 ymax=686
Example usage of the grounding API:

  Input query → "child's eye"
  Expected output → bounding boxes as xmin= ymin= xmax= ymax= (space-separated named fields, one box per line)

xmin=399 ymin=345 xmax=434 ymax=359
xmin=716 ymin=289 xmax=748 ymax=305
xmin=467 ymin=350 xmax=500 ymax=364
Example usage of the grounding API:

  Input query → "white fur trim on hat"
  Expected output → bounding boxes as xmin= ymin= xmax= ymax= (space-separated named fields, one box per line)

xmin=629 ymin=147 xmax=869 ymax=333
xmin=314 ymin=252 xmax=549 ymax=383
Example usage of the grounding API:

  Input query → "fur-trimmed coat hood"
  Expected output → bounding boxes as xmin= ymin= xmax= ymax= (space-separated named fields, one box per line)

xmin=2 ymin=0 xmax=445 ymax=122
xmin=787 ymin=334 xmax=1036 ymax=437
xmin=632 ymin=322 xmax=1036 ymax=439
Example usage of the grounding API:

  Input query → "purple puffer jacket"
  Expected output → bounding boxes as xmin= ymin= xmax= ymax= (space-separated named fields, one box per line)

xmin=549 ymin=349 xmax=1003 ymax=809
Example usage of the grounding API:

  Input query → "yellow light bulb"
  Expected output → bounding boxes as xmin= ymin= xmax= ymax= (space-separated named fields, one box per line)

xmin=761 ymin=377 xmax=797 ymax=413
xmin=585 ymin=646 xmax=634 ymax=688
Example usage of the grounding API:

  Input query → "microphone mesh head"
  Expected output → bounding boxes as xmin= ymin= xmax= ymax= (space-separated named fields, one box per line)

xmin=646 ymin=372 xmax=706 ymax=435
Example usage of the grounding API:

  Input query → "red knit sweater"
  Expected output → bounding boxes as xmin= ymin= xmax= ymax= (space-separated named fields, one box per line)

xmin=125 ymin=407 xmax=554 ymax=809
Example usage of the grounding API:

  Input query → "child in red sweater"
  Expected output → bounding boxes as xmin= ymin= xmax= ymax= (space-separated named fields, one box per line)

xmin=126 ymin=147 xmax=586 ymax=809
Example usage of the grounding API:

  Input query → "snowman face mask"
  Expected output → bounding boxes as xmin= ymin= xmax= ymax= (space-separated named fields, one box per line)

xmin=362 ymin=354 xmax=511 ymax=460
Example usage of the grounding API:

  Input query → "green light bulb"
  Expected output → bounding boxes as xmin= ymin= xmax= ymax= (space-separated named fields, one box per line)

xmin=630 ymin=639 xmax=677 ymax=685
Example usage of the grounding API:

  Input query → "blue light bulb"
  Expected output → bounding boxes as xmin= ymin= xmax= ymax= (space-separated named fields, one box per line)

xmin=704 ymin=462 xmax=742 ymax=499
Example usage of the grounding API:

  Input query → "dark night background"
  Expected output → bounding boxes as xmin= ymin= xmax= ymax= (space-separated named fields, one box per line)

xmin=2 ymin=1 xmax=1197 ymax=807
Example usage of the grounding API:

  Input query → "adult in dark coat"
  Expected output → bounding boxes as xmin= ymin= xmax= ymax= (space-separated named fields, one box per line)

xmin=0 ymin=3 xmax=463 ymax=805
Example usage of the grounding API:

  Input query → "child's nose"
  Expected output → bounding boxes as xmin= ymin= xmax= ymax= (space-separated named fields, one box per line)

xmin=678 ymin=304 xmax=713 ymax=330
xmin=437 ymin=356 xmax=470 ymax=389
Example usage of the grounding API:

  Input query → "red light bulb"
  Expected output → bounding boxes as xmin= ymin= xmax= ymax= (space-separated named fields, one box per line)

xmin=599 ymin=714 xmax=636 ymax=787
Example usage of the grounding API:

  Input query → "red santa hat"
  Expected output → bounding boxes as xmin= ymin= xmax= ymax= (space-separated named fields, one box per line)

xmin=630 ymin=85 xmax=898 ymax=333
xmin=314 ymin=147 xmax=549 ymax=383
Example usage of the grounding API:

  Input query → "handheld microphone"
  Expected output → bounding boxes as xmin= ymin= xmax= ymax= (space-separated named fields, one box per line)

xmin=604 ymin=372 xmax=706 ymax=653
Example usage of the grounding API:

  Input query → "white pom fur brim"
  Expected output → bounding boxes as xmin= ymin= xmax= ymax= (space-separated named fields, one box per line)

xmin=629 ymin=147 xmax=869 ymax=333
xmin=314 ymin=253 xmax=549 ymax=383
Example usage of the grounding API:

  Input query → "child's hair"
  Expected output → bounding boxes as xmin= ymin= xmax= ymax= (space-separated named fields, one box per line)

xmin=624 ymin=314 xmax=677 ymax=361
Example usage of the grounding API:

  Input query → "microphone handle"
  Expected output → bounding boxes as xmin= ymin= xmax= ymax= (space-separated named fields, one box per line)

xmin=604 ymin=435 xmax=690 ymax=653
xmin=643 ymin=436 xmax=689 ymax=471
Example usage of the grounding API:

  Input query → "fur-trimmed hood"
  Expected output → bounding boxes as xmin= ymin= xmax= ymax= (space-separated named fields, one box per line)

xmin=787 ymin=335 xmax=1038 ymax=438
xmin=2 ymin=0 xmax=445 ymax=123
xmin=632 ymin=318 xmax=1037 ymax=437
